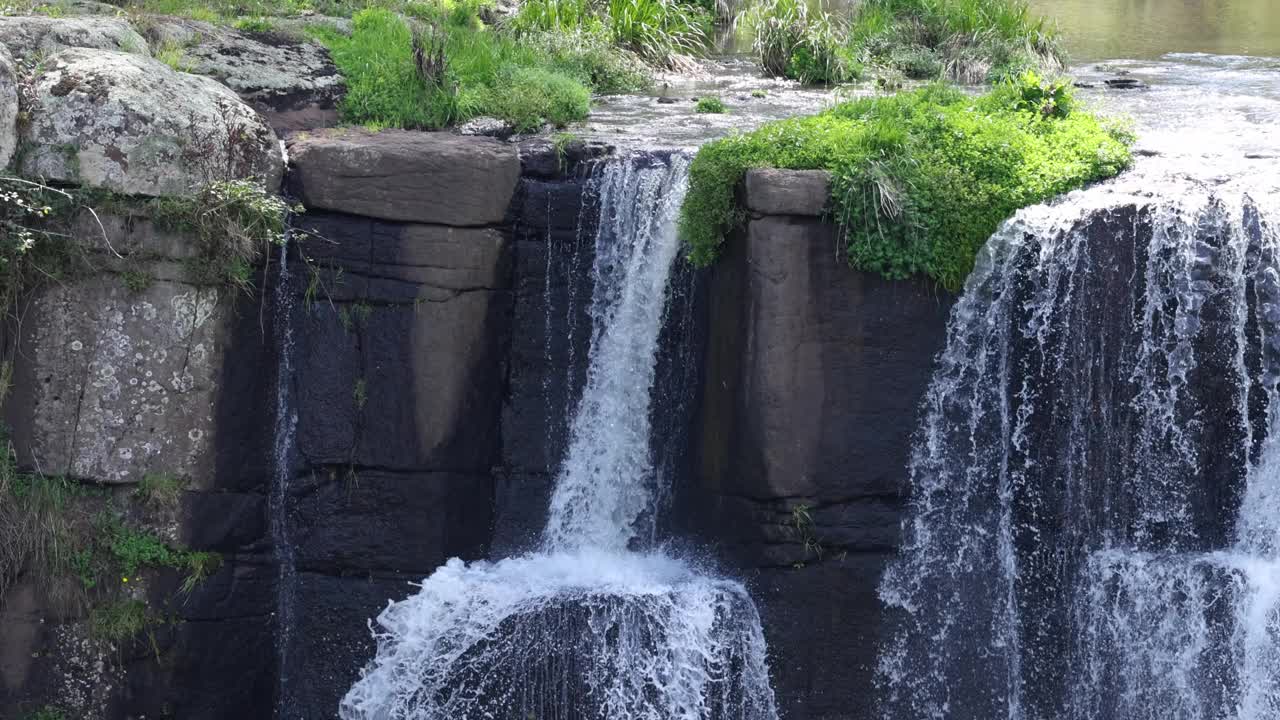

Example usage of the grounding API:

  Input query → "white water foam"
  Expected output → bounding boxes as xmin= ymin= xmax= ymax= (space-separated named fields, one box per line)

xmin=879 ymin=165 xmax=1280 ymax=719
xmin=340 ymin=154 xmax=777 ymax=720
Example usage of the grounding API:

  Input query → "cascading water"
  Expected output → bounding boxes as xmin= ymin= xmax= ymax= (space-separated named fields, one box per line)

xmin=340 ymin=153 xmax=778 ymax=720
xmin=270 ymin=227 xmax=301 ymax=717
xmin=879 ymin=166 xmax=1280 ymax=719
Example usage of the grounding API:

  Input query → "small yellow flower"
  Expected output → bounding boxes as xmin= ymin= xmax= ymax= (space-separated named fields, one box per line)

xmin=121 ymin=577 xmax=129 ymax=583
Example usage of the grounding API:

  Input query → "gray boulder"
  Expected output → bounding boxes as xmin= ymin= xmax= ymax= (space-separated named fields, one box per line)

xmin=20 ymin=48 xmax=283 ymax=196
xmin=141 ymin=17 xmax=345 ymax=131
xmin=288 ymin=129 xmax=520 ymax=226
xmin=0 ymin=44 xmax=16 ymax=168
xmin=0 ymin=16 xmax=148 ymax=58
xmin=10 ymin=273 xmax=230 ymax=485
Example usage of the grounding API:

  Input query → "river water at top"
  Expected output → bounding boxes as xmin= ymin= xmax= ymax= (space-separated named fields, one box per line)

xmin=577 ymin=0 xmax=1279 ymax=175
xmin=1029 ymin=0 xmax=1280 ymax=61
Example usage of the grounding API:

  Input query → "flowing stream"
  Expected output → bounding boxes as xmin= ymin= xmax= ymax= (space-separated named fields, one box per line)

xmin=879 ymin=163 xmax=1280 ymax=718
xmin=339 ymin=153 xmax=778 ymax=720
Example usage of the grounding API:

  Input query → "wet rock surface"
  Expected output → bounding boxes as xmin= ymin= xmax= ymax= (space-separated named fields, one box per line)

xmin=686 ymin=171 xmax=955 ymax=720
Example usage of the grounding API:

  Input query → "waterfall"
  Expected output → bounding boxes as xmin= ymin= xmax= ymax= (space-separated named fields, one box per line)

xmin=340 ymin=153 xmax=778 ymax=720
xmin=270 ymin=230 xmax=301 ymax=717
xmin=879 ymin=167 xmax=1280 ymax=719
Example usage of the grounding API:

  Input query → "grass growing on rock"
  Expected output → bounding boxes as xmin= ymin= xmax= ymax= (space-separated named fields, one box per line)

xmin=679 ymin=74 xmax=1134 ymax=289
xmin=311 ymin=6 xmax=650 ymax=131
xmin=695 ymin=95 xmax=726 ymax=113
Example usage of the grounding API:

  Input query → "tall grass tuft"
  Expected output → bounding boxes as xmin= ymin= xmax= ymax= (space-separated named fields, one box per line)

xmin=737 ymin=0 xmax=857 ymax=83
xmin=513 ymin=0 xmax=711 ymax=67
xmin=313 ymin=8 xmax=642 ymax=131
xmin=741 ymin=0 xmax=1060 ymax=84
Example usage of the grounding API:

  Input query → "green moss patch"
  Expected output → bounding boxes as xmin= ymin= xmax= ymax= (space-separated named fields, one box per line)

xmin=679 ymin=75 xmax=1134 ymax=289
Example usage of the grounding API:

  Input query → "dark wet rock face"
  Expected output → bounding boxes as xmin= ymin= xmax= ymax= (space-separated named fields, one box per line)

xmin=681 ymin=172 xmax=956 ymax=720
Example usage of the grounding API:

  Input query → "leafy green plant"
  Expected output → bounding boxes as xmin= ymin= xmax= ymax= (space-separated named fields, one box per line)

xmin=313 ymin=8 xmax=604 ymax=130
xmin=694 ymin=95 xmax=725 ymax=113
xmin=737 ymin=0 xmax=857 ymax=84
xmin=679 ymin=79 xmax=1133 ymax=289
xmin=849 ymin=0 xmax=1061 ymax=82
xmin=604 ymin=0 xmax=710 ymax=65
xmin=750 ymin=88 xmax=767 ymax=98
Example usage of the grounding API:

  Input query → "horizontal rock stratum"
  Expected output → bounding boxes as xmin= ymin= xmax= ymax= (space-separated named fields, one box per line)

xmin=288 ymin=129 xmax=521 ymax=226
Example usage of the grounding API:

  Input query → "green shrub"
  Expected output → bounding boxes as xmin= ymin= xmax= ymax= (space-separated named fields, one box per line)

xmin=695 ymin=95 xmax=726 ymax=113
xmin=679 ymin=76 xmax=1133 ymax=289
xmin=478 ymin=66 xmax=591 ymax=130
xmin=314 ymin=8 xmax=604 ymax=130
xmin=524 ymin=30 xmax=651 ymax=94
xmin=741 ymin=0 xmax=1057 ymax=84
xmin=849 ymin=0 xmax=1061 ymax=82
xmin=509 ymin=0 xmax=600 ymax=34
xmin=738 ymin=0 xmax=857 ymax=84
xmin=233 ymin=16 xmax=275 ymax=32
xmin=604 ymin=0 xmax=710 ymax=65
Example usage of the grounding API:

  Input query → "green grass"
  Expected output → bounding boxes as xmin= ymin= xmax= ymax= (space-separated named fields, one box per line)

xmin=134 ymin=473 xmax=186 ymax=508
xmin=695 ymin=95 xmax=726 ymax=113
xmin=513 ymin=0 xmax=710 ymax=67
xmin=313 ymin=8 xmax=640 ymax=131
xmin=849 ymin=0 xmax=1061 ymax=82
xmin=740 ymin=0 xmax=1059 ymax=84
xmin=737 ymin=0 xmax=860 ymax=84
xmin=89 ymin=599 xmax=150 ymax=642
xmin=679 ymin=75 xmax=1133 ymax=289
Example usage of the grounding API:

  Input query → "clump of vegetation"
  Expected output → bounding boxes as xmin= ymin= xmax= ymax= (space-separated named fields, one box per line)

xmin=679 ymin=75 xmax=1134 ymax=289
xmin=737 ymin=0 xmax=859 ymax=84
xmin=0 ymin=436 xmax=83 ymax=604
xmin=89 ymin=598 xmax=150 ymax=642
xmin=850 ymin=0 xmax=1061 ymax=82
xmin=312 ymin=6 xmax=651 ymax=131
xmin=513 ymin=0 xmax=709 ymax=67
xmin=22 ymin=706 xmax=67 ymax=720
xmin=740 ymin=0 xmax=1059 ymax=85
xmin=135 ymin=473 xmax=186 ymax=509
xmin=0 ymin=178 xmax=82 ymax=310
xmin=143 ymin=179 xmax=293 ymax=290
xmin=694 ymin=95 xmax=726 ymax=113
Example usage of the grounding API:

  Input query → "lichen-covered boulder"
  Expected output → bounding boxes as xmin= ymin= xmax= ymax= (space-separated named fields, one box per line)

xmin=140 ymin=17 xmax=345 ymax=131
xmin=0 ymin=43 xmax=17 ymax=168
xmin=19 ymin=48 xmax=283 ymax=196
xmin=6 ymin=209 xmax=237 ymax=486
xmin=0 ymin=16 xmax=148 ymax=58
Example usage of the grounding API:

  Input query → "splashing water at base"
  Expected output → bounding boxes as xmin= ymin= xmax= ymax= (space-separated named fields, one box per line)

xmin=878 ymin=164 xmax=1280 ymax=720
xmin=340 ymin=154 xmax=778 ymax=720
